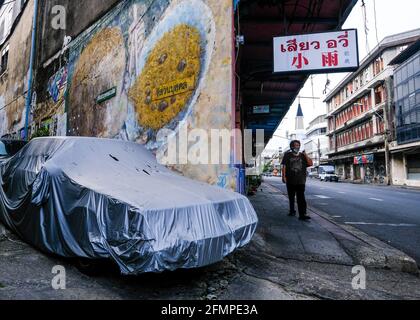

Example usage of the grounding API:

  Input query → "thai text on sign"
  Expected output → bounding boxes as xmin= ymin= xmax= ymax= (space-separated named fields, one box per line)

xmin=273 ymin=29 xmax=359 ymax=73
xmin=153 ymin=76 xmax=195 ymax=101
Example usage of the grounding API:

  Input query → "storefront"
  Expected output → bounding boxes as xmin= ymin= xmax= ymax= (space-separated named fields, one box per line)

xmin=331 ymin=150 xmax=386 ymax=184
xmin=391 ymin=146 xmax=420 ymax=187
xmin=407 ymin=153 xmax=420 ymax=180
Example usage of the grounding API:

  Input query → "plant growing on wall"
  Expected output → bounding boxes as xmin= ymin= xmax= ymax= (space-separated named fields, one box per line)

xmin=30 ymin=127 xmax=50 ymax=140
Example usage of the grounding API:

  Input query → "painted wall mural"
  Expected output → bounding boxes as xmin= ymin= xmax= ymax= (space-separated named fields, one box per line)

xmin=36 ymin=0 xmax=236 ymax=190
xmin=128 ymin=24 xmax=202 ymax=131
xmin=68 ymin=27 xmax=127 ymax=137
xmin=47 ymin=66 xmax=68 ymax=104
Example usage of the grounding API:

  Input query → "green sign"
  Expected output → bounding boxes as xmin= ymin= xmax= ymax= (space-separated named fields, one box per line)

xmin=96 ymin=87 xmax=117 ymax=104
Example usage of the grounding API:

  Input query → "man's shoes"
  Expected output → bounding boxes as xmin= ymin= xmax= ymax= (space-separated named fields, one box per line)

xmin=288 ymin=212 xmax=297 ymax=217
xmin=299 ymin=215 xmax=311 ymax=221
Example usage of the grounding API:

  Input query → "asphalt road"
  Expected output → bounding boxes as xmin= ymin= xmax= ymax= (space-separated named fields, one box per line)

xmin=265 ymin=177 xmax=420 ymax=266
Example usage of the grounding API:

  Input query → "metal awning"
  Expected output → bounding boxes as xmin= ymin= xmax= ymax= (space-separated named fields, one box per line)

xmin=390 ymin=144 xmax=420 ymax=154
xmin=237 ymin=0 xmax=358 ymax=145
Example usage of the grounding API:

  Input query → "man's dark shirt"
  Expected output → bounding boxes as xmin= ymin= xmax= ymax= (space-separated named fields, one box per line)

xmin=281 ymin=152 xmax=308 ymax=185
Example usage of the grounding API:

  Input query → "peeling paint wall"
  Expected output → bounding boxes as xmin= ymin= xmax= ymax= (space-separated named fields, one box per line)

xmin=38 ymin=0 xmax=120 ymax=64
xmin=38 ymin=0 xmax=235 ymax=190
xmin=0 ymin=0 xmax=34 ymax=139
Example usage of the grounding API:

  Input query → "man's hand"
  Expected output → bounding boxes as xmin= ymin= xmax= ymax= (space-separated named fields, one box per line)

xmin=282 ymin=166 xmax=287 ymax=184
xmin=302 ymin=151 xmax=314 ymax=167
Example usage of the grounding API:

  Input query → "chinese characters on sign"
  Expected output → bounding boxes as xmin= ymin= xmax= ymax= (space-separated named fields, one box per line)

xmin=273 ymin=30 xmax=359 ymax=73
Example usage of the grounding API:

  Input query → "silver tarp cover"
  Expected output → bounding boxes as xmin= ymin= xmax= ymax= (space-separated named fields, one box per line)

xmin=0 ymin=137 xmax=258 ymax=274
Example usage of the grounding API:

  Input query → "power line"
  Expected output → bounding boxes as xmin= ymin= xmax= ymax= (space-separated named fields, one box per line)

xmin=373 ymin=0 xmax=380 ymax=45
xmin=361 ymin=0 xmax=370 ymax=54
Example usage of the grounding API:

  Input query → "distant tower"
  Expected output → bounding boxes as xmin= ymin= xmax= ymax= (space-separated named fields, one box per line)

xmin=295 ymin=103 xmax=304 ymax=131
xmin=288 ymin=103 xmax=306 ymax=145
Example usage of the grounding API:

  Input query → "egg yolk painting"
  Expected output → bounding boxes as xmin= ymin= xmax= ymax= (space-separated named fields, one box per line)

xmin=129 ymin=24 xmax=202 ymax=130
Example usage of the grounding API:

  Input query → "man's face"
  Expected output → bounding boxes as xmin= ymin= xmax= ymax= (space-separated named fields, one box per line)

xmin=292 ymin=142 xmax=301 ymax=152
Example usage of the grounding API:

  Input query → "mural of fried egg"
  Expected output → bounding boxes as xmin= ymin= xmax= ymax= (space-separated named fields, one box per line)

xmin=129 ymin=0 xmax=216 ymax=132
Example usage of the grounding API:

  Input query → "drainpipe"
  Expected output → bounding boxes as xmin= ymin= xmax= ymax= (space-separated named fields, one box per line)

xmin=384 ymin=77 xmax=393 ymax=186
xmin=24 ymin=0 xmax=39 ymax=141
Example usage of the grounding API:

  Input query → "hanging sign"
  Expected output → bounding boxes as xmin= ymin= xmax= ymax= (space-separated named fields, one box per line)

xmin=354 ymin=154 xmax=374 ymax=165
xmin=96 ymin=87 xmax=117 ymax=104
xmin=253 ymin=105 xmax=270 ymax=114
xmin=273 ymin=29 xmax=359 ymax=74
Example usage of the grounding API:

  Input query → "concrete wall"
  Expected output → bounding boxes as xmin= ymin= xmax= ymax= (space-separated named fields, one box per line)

xmin=31 ymin=0 xmax=236 ymax=190
xmin=0 ymin=0 xmax=34 ymax=138
xmin=0 ymin=0 xmax=27 ymax=46
xmin=391 ymin=153 xmax=406 ymax=186
xmin=391 ymin=152 xmax=420 ymax=187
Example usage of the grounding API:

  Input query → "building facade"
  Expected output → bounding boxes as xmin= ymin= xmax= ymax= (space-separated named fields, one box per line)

xmin=0 ymin=0 xmax=33 ymax=140
xmin=0 ymin=0 xmax=240 ymax=190
xmin=325 ymin=29 xmax=420 ymax=184
xmin=304 ymin=114 xmax=329 ymax=168
xmin=0 ymin=0 xmax=360 ymax=193
xmin=389 ymin=39 xmax=420 ymax=187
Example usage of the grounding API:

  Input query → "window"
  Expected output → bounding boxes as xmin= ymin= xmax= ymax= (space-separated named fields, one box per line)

xmin=416 ymin=74 xmax=420 ymax=91
xmin=375 ymin=86 xmax=384 ymax=105
xmin=408 ymin=61 xmax=415 ymax=78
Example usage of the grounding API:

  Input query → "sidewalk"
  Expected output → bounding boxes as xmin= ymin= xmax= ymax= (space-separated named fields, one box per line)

xmin=335 ymin=178 xmax=420 ymax=191
xmin=1 ymin=184 xmax=420 ymax=300
xmin=261 ymin=183 xmax=419 ymax=274
xmin=217 ymin=182 xmax=420 ymax=300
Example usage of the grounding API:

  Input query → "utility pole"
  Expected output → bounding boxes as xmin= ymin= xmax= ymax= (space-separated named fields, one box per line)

xmin=317 ymin=138 xmax=321 ymax=167
xmin=383 ymin=77 xmax=393 ymax=186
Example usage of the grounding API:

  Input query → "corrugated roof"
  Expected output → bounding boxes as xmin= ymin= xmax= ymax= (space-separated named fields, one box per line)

xmin=239 ymin=0 xmax=358 ymax=144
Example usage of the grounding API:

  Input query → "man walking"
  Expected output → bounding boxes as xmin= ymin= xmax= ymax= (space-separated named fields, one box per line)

xmin=281 ymin=140 xmax=313 ymax=221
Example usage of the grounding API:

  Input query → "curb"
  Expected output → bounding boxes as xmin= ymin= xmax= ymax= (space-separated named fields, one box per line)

xmin=308 ymin=206 xmax=419 ymax=275
xmin=264 ymin=182 xmax=419 ymax=276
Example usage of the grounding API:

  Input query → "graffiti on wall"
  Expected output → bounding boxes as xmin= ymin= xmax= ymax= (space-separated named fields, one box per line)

xmin=128 ymin=24 xmax=202 ymax=131
xmin=68 ymin=27 xmax=127 ymax=137
xmin=47 ymin=66 xmax=68 ymax=104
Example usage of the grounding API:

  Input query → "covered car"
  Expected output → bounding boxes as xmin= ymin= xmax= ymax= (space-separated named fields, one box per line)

xmin=0 ymin=137 xmax=258 ymax=275
xmin=0 ymin=139 xmax=27 ymax=163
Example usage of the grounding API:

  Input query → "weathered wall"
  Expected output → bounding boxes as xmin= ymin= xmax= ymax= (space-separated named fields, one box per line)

xmin=32 ymin=0 xmax=236 ymax=190
xmin=391 ymin=153 xmax=406 ymax=186
xmin=0 ymin=0 xmax=33 ymax=139
xmin=37 ymin=0 xmax=120 ymax=63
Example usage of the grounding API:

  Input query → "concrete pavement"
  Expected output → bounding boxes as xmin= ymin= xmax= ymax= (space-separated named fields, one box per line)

xmin=267 ymin=177 xmax=420 ymax=265
xmin=1 ymin=182 xmax=420 ymax=300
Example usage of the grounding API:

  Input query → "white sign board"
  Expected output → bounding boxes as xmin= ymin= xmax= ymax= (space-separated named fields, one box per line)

xmin=273 ymin=29 xmax=359 ymax=74
xmin=253 ymin=105 xmax=270 ymax=114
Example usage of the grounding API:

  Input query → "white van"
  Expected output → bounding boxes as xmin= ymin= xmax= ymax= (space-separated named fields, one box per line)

xmin=319 ymin=165 xmax=339 ymax=182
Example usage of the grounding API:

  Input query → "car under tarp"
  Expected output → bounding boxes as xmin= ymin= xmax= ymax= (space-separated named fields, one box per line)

xmin=0 ymin=137 xmax=258 ymax=275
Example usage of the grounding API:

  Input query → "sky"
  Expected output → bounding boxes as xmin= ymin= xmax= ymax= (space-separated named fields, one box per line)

xmin=263 ymin=0 xmax=420 ymax=156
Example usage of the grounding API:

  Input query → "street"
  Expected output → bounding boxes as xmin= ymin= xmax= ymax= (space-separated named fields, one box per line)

xmin=3 ymin=180 xmax=420 ymax=300
xmin=266 ymin=177 xmax=420 ymax=265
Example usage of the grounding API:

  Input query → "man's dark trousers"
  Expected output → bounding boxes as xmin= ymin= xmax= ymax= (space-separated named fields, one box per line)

xmin=286 ymin=183 xmax=307 ymax=217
